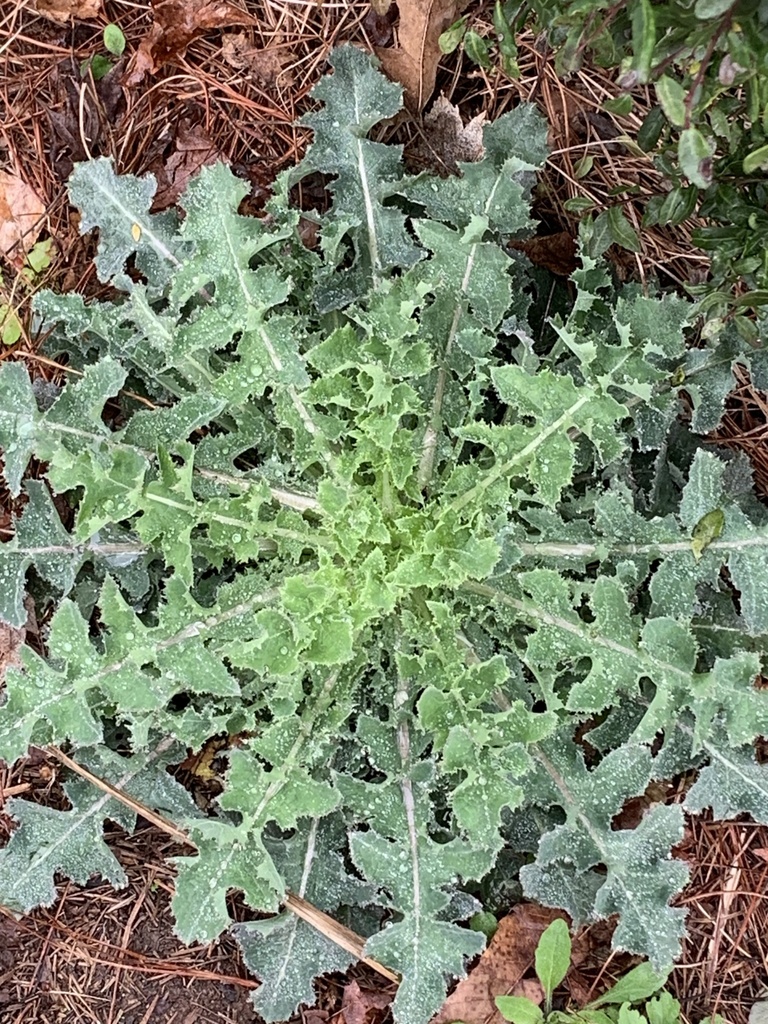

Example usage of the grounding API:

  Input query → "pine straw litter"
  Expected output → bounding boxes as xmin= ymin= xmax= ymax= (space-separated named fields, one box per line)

xmin=2 ymin=750 xmax=768 ymax=1024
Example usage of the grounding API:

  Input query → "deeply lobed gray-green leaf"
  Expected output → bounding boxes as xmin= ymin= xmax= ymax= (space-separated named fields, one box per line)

xmin=69 ymin=157 xmax=182 ymax=288
xmin=233 ymin=816 xmax=377 ymax=1021
xmin=0 ymin=741 xmax=199 ymax=913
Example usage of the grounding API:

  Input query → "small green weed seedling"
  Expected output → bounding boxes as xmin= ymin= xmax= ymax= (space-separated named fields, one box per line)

xmin=496 ymin=920 xmax=677 ymax=1024
xmin=80 ymin=23 xmax=126 ymax=81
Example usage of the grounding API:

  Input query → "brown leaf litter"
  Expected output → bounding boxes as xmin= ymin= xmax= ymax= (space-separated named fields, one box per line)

xmin=432 ymin=904 xmax=621 ymax=1024
xmin=46 ymin=58 xmax=126 ymax=181
xmin=0 ymin=620 xmax=25 ymax=685
xmin=341 ymin=977 xmax=393 ymax=1024
xmin=362 ymin=4 xmax=398 ymax=49
xmin=0 ymin=171 xmax=46 ymax=266
xmin=433 ymin=904 xmax=560 ymax=1024
xmin=669 ymin=814 xmax=768 ymax=1024
xmin=220 ymin=31 xmax=293 ymax=87
xmin=0 ymin=827 xmax=259 ymax=1024
xmin=509 ymin=231 xmax=578 ymax=277
xmin=31 ymin=0 xmax=100 ymax=24
xmin=149 ymin=118 xmax=222 ymax=210
xmin=407 ymin=94 xmax=485 ymax=174
xmin=125 ymin=0 xmax=256 ymax=87
xmin=376 ymin=0 xmax=472 ymax=111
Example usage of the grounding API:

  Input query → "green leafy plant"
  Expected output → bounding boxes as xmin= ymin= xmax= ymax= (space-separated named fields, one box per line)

xmin=455 ymin=0 xmax=768 ymax=313
xmin=440 ymin=3 xmax=521 ymax=78
xmin=496 ymin=920 xmax=677 ymax=1024
xmin=0 ymin=237 xmax=54 ymax=346
xmin=80 ymin=23 xmax=126 ymax=81
xmin=1 ymin=45 xmax=768 ymax=1024
xmin=507 ymin=0 xmax=768 ymax=183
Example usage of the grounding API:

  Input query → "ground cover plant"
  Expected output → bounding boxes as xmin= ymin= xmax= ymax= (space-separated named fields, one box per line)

xmin=1 ymin=44 xmax=768 ymax=1024
xmin=453 ymin=0 xmax=768 ymax=317
xmin=496 ymin=919 xmax=681 ymax=1024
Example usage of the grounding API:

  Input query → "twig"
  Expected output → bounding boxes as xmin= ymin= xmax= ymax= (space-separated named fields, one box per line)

xmin=683 ymin=7 xmax=734 ymax=129
xmin=45 ymin=745 xmax=399 ymax=985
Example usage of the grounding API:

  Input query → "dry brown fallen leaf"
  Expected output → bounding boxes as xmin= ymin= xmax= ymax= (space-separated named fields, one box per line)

xmin=302 ymin=1011 xmax=329 ymax=1024
xmin=151 ymin=120 xmax=221 ymax=210
xmin=125 ymin=0 xmax=255 ymax=87
xmin=220 ymin=32 xmax=292 ymax=87
xmin=341 ymin=978 xmax=393 ymax=1024
xmin=0 ymin=171 xmax=46 ymax=265
xmin=411 ymin=94 xmax=485 ymax=174
xmin=0 ymin=620 xmax=26 ymax=686
xmin=32 ymin=0 xmax=100 ymax=23
xmin=431 ymin=904 xmax=567 ymax=1024
xmin=363 ymin=3 xmax=398 ymax=47
xmin=376 ymin=0 xmax=471 ymax=111
xmin=508 ymin=232 xmax=578 ymax=278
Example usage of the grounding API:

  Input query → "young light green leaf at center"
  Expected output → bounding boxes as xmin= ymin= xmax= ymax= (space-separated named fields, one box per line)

xmin=496 ymin=996 xmax=546 ymax=1024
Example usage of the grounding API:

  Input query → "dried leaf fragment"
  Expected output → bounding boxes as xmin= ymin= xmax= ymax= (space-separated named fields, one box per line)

xmin=125 ymin=0 xmax=254 ymax=86
xmin=0 ymin=172 xmax=46 ymax=263
xmin=417 ymin=94 xmax=485 ymax=173
xmin=363 ymin=4 xmax=398 ymax=47
xmin=0 ymin=621 xmax=25 ymax=685
xmin=150 ymin=120 xmax=221 ymax=210
xmin=32 ymin=0 xmax=100 ymax=23
xmin=0 ymin=598 xmax=33 ymax=686
xmin=432 ymin=905 xmax=565 ymax=1024
xmin=508 ymin=232 xmax=578 ymax=277
xmin=376 ymin=0 xmax=471 ymax=110
xmin=341 ymin=979 xmax=393 ymax=1024
xmin=220 ymin=32 xmax=292 ymax=86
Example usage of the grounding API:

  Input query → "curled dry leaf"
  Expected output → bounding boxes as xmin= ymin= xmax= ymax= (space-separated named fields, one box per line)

xmin=32 ymin=0 xmax=100 ymax=23
xmin=341 ymin=979 xmax=393 ymax=1024
xmin=432 ymin=904 xmax=565 ymax=1024
xmin=151 ymin=120 xmax=222 ymax=210
xmin=0 ymin=172 xmax=46 ymax=265
xmin=125 ymin=0 xmax=255 ymax=87
xmin=411 ymin=94 xmax=485 ymax=174
xmin=220 ymin=32 xmax=293 ymax=86
xmin=376 ymin=0 xmax=471 ymax=110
